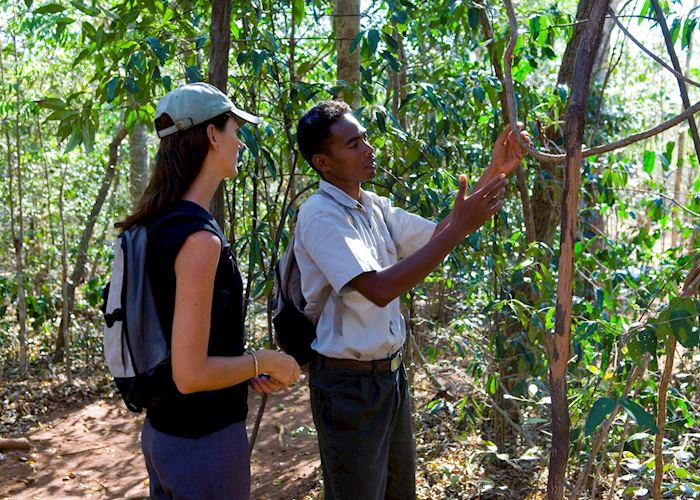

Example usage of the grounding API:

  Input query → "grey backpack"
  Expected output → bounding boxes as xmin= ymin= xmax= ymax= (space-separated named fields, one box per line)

xmin=102 ymin=211 xmax=223 ymax=412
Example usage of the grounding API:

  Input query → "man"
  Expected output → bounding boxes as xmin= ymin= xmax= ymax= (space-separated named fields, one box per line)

xmin=294 ymin=100 xmax=529 ymax=499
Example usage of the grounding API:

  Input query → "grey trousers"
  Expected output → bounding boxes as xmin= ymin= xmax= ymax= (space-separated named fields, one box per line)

xmin=309 ymin=360 xmax=416 ymax=500
xmin=141 ymin=418 xmax=250 ymax=499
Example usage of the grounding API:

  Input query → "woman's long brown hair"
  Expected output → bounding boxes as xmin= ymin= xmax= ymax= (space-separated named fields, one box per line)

xmin=115 ymin=111 xmax=234 ymax=230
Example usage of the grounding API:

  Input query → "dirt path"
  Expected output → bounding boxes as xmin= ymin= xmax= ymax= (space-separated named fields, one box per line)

xmin=0 ymin=378 xmax=320 ymax=499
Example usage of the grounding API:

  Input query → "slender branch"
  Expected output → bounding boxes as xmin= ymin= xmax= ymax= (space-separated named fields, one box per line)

xmin=500 ymin=0 xmax=700 ymax=164
xmin=648 ymin=0 xmax=700 ymax=164
xmin=608 ymin=7 xmax=700 ymax=89
xmin=478 ymin=8 xmax=536 ymax=243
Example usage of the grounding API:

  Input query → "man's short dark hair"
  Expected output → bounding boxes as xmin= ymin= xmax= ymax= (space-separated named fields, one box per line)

xmin=296 ymin=100 xmax=352 ymax=172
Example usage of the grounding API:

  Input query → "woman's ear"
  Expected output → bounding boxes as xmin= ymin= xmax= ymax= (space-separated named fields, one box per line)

xmin=207 ymin=123 xmax=218 ymax=149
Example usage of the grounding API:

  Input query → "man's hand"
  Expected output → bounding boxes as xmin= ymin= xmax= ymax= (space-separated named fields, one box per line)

xmin=489 ymin=123 xmax=532 ymax=176
xmin=451 ymin=173 xmax=507 ymax=237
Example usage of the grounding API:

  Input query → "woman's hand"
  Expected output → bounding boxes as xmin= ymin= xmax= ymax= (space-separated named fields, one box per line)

xmin=489 ymin=123 xmax=532 ymax=176
xmin=249 ymin=375 xmax=285 ymax=393
xmin=255 ymin=349 xmax=301 ymax=387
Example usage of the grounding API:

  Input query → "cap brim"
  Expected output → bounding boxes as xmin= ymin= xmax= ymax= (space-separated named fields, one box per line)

xmin=231 ymin=106 xmax=263 ymax=125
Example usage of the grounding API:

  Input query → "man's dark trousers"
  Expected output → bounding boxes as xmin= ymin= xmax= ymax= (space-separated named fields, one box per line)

xmin=309 ymin=358 xmax=416 ymax=500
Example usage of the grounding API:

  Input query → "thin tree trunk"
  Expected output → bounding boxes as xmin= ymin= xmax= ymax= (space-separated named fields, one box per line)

xmin=649 ymin=0 xmax=700 ymax=163
xmin=59 ymin=167 xmax=72 ymax=383
xmin=209 ymin=0 xmax=232 ymax=227
xmin=129 ymin=118 xmax=148 ymax=205
xmin=54 ymin=127 xmax=127 ymax=360
xmin=549 ymin=1 xmax=609 ymax=497
xmin=652 ymin=264 xmax=700 ymax=499
xmin=671 ymin=0 xmax=695 ymax=248
xmin=335 ymin=0 xmax=360 ymax=107
xmin=3 ymin=35 xmax=28 ymax=377
xmin=673 ymin=130 xmax=687 ymax=247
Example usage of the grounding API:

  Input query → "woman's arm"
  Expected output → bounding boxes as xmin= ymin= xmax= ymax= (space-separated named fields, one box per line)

xmin=171 ymin=231 xmax=299 ymax=394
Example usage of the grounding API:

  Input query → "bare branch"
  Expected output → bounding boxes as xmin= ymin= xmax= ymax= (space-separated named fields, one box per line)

xmin=500 ymin=0 xmax=700 ymax=164
xmin=608 ymin=7 xmax=700 ymax=89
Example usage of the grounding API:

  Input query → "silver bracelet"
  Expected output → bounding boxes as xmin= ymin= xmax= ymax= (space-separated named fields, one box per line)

xmin=248 ymin=352 xmax=258 ymax=377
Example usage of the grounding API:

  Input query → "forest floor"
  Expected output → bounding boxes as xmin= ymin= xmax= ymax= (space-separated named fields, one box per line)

xmin=0 ymin=365 xmax=549 ymax=499
xmin=0 ymin=373 xmax=321 ymax=499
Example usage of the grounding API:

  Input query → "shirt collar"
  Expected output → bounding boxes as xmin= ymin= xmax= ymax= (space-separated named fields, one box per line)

xmin=318 ymin=179 xmax=373 ymax=213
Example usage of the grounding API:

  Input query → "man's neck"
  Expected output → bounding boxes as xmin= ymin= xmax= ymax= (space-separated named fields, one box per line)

xmin=324 ymin=178 xmax=361 ymax=201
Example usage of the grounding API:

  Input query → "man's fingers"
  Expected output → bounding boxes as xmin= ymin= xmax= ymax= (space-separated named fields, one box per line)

xmin=457 ymin=173 xmax=468 ymax=200
xmin=496 ymin=124 xmax=512 ymax=145
xmin=478 ymin=174 xmax=506 ymax=197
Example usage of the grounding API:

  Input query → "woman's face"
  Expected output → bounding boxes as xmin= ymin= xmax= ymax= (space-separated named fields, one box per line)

xmin=212 ymin=116 xmax=245 ymax=179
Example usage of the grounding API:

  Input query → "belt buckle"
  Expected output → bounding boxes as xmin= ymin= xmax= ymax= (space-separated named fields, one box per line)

xmin=390 ymin=354 xmax=401 ymax=372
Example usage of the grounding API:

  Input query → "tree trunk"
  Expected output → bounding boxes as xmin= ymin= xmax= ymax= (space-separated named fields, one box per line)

xmin=3 ymin=36 xmax=29 ymax=378
xmin=557 ymin=0 xmax=619 ymax=85
xmin=54 ymin=127 xmax=127 ymax=360
xmin=129 ymin=118 xmax=148 ymax=205
xmin=549 ymin=1 xmax=609 ymax=498
xmin=209 ymin=0 xmax=232 ymax=228
xmin=59 ymin=167 xmax=72 ymax=383
xmin=335 ymin=0 xmax=360 ymax=107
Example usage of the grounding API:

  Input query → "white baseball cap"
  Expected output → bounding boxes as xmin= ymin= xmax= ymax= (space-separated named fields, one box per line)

xmin=155 ymin=82 xmax=262 ymax=138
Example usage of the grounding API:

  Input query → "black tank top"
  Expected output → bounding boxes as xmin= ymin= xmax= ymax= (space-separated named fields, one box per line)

xmin=145 ymin=200 xmax=247 ymax=438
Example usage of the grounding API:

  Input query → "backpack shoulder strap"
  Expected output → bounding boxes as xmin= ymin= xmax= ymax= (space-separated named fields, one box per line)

xmin=313 ymin=189 xmax=356 ymax=229
xmin=149 ymin=210 xmax=229 ymax=249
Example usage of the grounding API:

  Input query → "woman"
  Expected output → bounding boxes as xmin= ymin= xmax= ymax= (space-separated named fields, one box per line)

xmin=116 ymin=82 xmax=300 ymax=499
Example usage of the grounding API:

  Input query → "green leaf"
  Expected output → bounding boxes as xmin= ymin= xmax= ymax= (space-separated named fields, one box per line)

xmin=367 ymin=29 xmax=380 ymax=54
xmin=405 ymin=147 xmax=420 ymax=166
xmin=486 ymin=375 xmax=497 ymax=395
xmin=467 ymin=7 xmax=480 ymax=30
xmin=628 ymin=336 xmax=644 ymax=364
xmin=194 ymin=35 xmax=208 ymax=49
xmin=682 ymin=17 xmax=698 ymax=49
xmin=585 ymin=397 xmax=616 ymax=436
xmin=381 ymin=50 xmax=400 ymax=71
xmin=251 ymin=50 xmax=266 ymax=75
xmin=391 ymin=10 xmax=408 ymax=25
xmin=643 ymin=150 xmax=655 ymax=174
xmin=618 ymin=397 xmax=658 ymax=434
xmin=146 ymin=36 xmax=167 ymax=65
xmin=37 ymin=98 xmax=66 ymax=110
xmin=64 ymin=126 xmax=83 ymax=153
xmin=70 ymin=0 xmax=99 ymax=15
xmin=292 ymin=0 xmax=305 ymax=26
xmin=529 ymin=15 xmax=541 ymax=40
xmin=124 ymin=76 xmax=139 ymax=94
xmin=382 ymin=31 xmax=398 ymax=51
xmin=162 ymin=75 xmax=172 ymax=91
xmin=638 ymin=325 xmax=658 ymax=354
xmin=670 ymin=17 xmax=682 ymax=44
xmin=349 ymin=31 xmax=364 ymax=54
xmin=34 ymin=3 xmax=65 ymax=14
xmin=668 ymin=297 xmax=699 ymax=347
xmin=185 ymin=65 xmax=201 ymax=83
xmin=473 ymin=86 xmax=485 ymax=103
xmin=106 ymin=77 xmax=120 ymax=102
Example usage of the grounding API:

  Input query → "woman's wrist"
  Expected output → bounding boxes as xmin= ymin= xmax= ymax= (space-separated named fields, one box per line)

xmin=247 ymin=351 xmax=258 ymax=377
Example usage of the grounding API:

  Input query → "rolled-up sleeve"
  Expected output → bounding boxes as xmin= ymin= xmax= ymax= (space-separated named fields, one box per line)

xmin=381 ymin=199 xmax=436 ymax=259
xmin=299 ymin=211 xmax=382 ymax=294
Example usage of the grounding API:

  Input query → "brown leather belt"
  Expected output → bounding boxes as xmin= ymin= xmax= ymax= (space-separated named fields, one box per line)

xmin=318 ymin=351 xmax=402 ymax=374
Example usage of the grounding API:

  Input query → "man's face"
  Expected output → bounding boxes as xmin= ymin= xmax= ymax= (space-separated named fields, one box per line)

xmin=313 ymin=113 xmax=376 ymax=185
